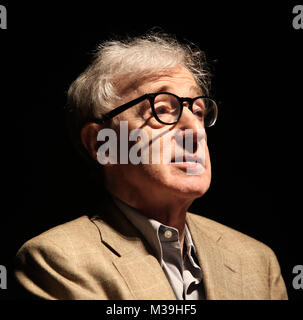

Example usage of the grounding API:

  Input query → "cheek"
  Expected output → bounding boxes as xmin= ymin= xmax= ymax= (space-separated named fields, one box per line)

xmin=131 ymin=164 xmax=175 ymax=192
xmin=205 ymin=145 xmax=211 ymax=171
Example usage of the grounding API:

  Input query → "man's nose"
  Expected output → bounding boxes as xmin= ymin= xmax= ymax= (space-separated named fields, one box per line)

xmin=174 ymin=107 xmax=205 ymax=150
xmin=177 ymin=106 xmax=204 ymax=132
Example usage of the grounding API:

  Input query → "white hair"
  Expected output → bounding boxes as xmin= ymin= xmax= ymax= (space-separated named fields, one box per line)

xmin=66 ymin=32 xmax=211 ymax=160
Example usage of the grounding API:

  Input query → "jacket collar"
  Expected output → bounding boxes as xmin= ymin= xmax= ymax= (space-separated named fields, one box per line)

xmin=91 ymin=199 xmax=177 ymax=299
xmin=91 ymin=198 xmax=243 ymax=300
xmin=186 ymin=214 xmax=243 ymax=299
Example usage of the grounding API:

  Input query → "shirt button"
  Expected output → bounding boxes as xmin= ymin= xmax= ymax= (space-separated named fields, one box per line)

xmin=164 ymin=230 xmax=173 ymax=239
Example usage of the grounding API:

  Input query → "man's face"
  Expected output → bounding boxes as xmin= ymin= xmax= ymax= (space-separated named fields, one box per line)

xmin=103 ymin=65 xmax=212 ymax=206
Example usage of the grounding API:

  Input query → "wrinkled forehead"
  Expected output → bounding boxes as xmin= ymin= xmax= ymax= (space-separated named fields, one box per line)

xmin=115 ymin=65 xmax=202 ymax=101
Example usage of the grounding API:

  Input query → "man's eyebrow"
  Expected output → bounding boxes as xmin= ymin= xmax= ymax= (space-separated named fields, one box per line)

xmin=150 ymin=85 xmax=170 ymax=93
xmin=189 ymin=85 xmax=203 ymax=96
xmin=149 ymin=85 xmax=203 ymax=96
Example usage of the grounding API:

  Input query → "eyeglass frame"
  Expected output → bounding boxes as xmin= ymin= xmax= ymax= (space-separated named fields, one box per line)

xmin=92 ymin=91 xmax=218 ymax=127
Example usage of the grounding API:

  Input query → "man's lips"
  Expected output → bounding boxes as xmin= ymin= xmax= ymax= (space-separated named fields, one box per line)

xmin=170 ymin=162 xmax=202 ymax=169
xmin=170 ymin=156 xmax=203 ymax=164
xmin=169 ymin=156 xmax=204 ymax=169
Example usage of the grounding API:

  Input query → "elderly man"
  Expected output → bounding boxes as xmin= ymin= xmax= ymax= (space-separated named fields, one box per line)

xmin=15 ymin=33 xmax=287 ymax=300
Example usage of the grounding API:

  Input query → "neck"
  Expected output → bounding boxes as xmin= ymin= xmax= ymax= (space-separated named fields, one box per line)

xmin=110 ymin=189 xmax=193 ymax=247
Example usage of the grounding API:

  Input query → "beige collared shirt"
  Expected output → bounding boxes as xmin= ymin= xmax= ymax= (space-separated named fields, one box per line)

xmin=113 ymin=196 xmax=204 ymax=300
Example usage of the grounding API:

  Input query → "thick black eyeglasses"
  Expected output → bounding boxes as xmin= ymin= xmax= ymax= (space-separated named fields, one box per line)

xmin=93 ymin=92 xmax=218 ymax=127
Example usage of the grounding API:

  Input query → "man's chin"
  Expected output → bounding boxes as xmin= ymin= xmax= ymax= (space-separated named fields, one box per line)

xmin=166 ymin=179 xmax=210 ymax=200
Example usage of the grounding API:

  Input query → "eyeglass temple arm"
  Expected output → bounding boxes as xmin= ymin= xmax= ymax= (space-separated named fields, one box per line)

xmin=93 ymin=94 xmax=149 ymax=124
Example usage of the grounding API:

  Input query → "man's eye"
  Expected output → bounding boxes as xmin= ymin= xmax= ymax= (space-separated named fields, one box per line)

xmin=155 ymin=106 xmax=170 ymax=114
xmin=192 ymin=106 xmax=205 ymax=118
xmin=193 ymin=110 xmax=203 ymax=118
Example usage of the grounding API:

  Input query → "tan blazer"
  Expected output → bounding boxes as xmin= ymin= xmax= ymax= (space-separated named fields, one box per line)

xmin=15 ymin=200 xmax=288 ymax=300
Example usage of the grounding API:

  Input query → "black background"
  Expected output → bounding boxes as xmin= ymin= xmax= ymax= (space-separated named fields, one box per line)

xmin=0 ymin=1 xmax=302 ymax=303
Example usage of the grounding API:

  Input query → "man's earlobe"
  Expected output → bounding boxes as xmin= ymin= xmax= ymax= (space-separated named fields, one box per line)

xmin=80 ymin=123 xmax=103 ymax=161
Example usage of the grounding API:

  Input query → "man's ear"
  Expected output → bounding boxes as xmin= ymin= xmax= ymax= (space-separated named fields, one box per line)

xmin=80 ymin=122 xmax=103 ymax=161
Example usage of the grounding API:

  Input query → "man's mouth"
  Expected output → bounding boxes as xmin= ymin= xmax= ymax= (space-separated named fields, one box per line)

xmin=170 ymin=156 xmax=203 ymax=164
xmin=169 ymin=156 xmax=204 ymax=170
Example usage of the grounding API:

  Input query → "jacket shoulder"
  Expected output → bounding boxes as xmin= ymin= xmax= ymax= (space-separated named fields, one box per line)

xmin=16 ymin=215 xmax=101 ymax=258
xmin=187 ymin=212 xmax=288 ymax=300
xmin=187 ymin=212 xmax=274 ymax=256
xmin=14 ymin=216 xmax=115 ymax=299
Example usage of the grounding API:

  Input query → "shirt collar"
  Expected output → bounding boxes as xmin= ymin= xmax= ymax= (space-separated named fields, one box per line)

xmin=112 ymin=195 xmax=197 ymax=263
xmin=112 ymin=195 xmax=162 ymax=261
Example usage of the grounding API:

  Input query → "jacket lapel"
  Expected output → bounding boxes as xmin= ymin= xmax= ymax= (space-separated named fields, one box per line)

xmin=186 ymin=214 xmax=243 ymax=300
xmin=91 ymin=200 xmax=176 ymax=300
xmin=91 ymin=197 xmax=243 ymax=300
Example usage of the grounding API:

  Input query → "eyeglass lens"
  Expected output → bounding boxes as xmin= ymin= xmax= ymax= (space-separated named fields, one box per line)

xmin=153 ymin=94 xmax=217 ymax=127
